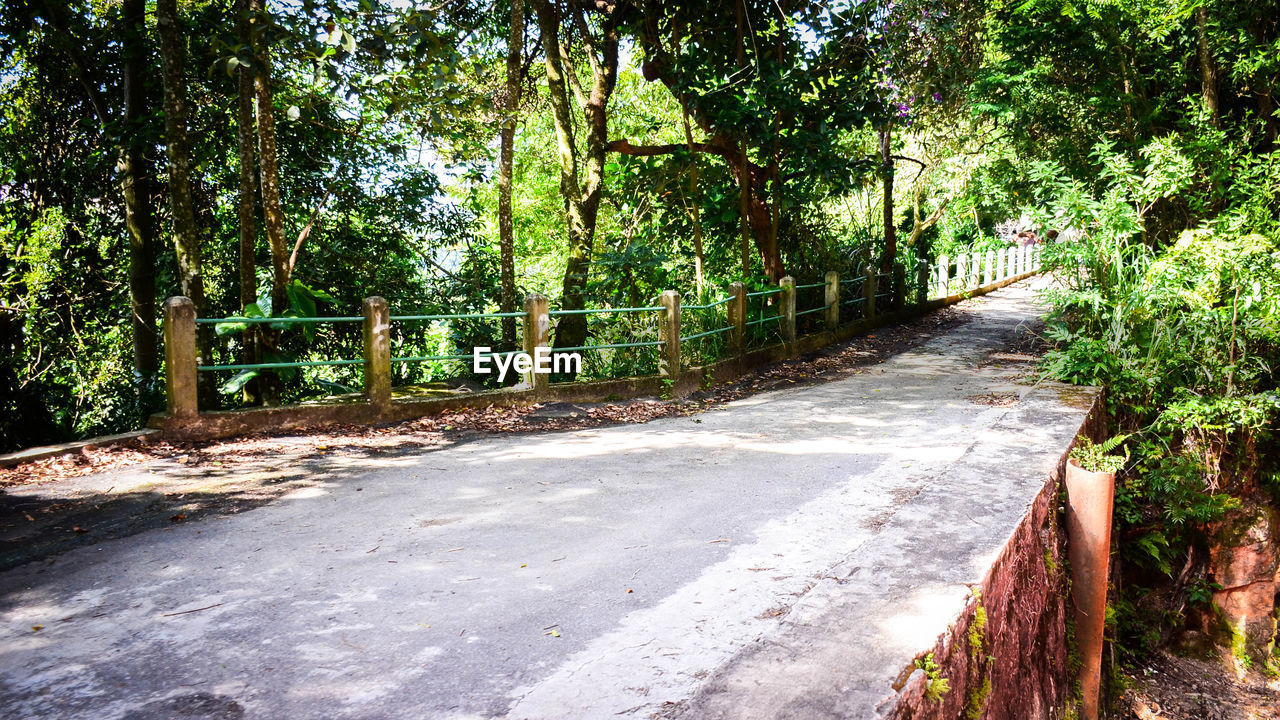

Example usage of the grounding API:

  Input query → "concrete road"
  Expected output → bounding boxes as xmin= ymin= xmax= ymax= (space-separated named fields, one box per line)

xmin=0 ymin=279 xmax=1093 ymax=719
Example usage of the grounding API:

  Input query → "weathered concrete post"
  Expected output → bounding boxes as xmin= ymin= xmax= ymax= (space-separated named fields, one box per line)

xmin=362 ymin=296 xmax=391 ymax=410
xmin=916 ymin=260 xmax=928 ymax=305
xmin=824 ymin=271 xmax=839 ymax=330
xmin=523 ymin=294 xmax=550 ymax=393
xmin=996 ymin=248 xmax=1006 ymax=280
xmin=658 ymin=290 xmax=681 ymax=378
xmin=1065 ymin=458 xmax=1116 ymax=720
xmin=728 ymin=282 xmax=747 ymax=355
xmin=892 ymin=263 xmax=906 ymax=310
xmin=937 ymin=255 xmax=949 ymax=296
xmin=956 ymin=254 xmax=969 ymax=292
xmin=163 ymin=296 xmax=198 ymax=419
xmin=779 ymin=276 xmax=796 ymax=349
xmin=984 ymin=250 xmax=996 ymax=285
xmin=861 ymin=263 xmax=877 ymax=322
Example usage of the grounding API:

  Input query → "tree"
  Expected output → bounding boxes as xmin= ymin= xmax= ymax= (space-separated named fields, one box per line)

xmin=534 ymin=0 xmax=619 ymax=353
xmin=622 ymin=0 xmax=882 ymax=281
xmin=156 ymin=0 xmax=209 ymax=361
xmin=498 ymin=0 xmax=526 ymax=350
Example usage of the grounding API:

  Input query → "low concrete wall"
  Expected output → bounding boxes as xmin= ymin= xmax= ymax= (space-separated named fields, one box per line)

xmin=890 ymin=387 xmax=1106 ymax=720
xmin=143 ymin=271 xmax=1040 ymax=443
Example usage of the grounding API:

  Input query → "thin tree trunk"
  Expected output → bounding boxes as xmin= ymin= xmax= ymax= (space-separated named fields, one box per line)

xmin=497 ymin=0 xmax=524 ymax=351
xmin=156 ymin=0 xmax=209 ymax=353
xmin=119 ymin=0 xmax=157 ymax=381
xmin=250 ymin=0 xmax=288 ymax=316
xmin=735 ymin=0 xmax=752 ymax=278
xmin=1195 ymin=3 xmax=1219 ymax=128
xmin=879 ymin=123 xmax=896 ymax=279
xmin=535 ymin=0 xmax=617 ymax=356
xmin=680 ymin=104 xmax=705 ymax=292
xmin=236 ymin=0 xmax=260 ymax=403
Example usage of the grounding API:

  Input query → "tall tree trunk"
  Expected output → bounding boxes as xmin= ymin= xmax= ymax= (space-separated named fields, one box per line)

xmin=250 ymin=0 xmax=288 ymax=316
xmin=249 ymin=0 xmax=287 ymax=402
xmin=119 ymin=0 xmax=157 ymax=382
xmin=535 ymin=0 xmax=618 ymax=355
xmin=1195 ymin=3 xmax=1219 ymax=128
xmin=497 ymin=0 xmax=524 ymax=351
xmin=738 ymin=141 xmax=753 ymax=277
xmin=680 ymin=105 xmax=705 ymax=292
xmin=156 ymin=0 xmax=209 ymax=358
xmin=236 ymin=0 xmax=261 ymax=403
xmin=879 ymin=123 xmax=896 ymax=278
xmin=735 ymin=0 xmax=752 ymax=278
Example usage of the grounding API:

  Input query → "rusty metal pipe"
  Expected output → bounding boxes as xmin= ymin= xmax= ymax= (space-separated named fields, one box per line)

xmin=1065 ymin=457 xmax=1115 ymax=720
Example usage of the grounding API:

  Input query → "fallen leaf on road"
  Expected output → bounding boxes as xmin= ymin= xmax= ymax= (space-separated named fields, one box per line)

xmin=170 ymin=514 xmax=187 ymax=522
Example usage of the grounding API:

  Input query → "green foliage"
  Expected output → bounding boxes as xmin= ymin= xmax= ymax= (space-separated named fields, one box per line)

xmin=1069 ymin=435 xmax=1130 ymax=474
xmin=914 ymin=653 xmax=952 ymax=703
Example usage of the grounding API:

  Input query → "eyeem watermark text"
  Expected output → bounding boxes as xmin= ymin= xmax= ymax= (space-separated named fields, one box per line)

xmin=472 ymin=347 xmax=581 ymax=383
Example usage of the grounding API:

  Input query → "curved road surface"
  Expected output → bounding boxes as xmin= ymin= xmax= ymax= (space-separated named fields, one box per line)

xmin=0 ymin=279 xmax=1095 ymax=719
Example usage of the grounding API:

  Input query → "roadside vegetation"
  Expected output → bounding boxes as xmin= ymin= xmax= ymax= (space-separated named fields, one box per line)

xmin=0 ymin=0 xmax=1276 ymax=690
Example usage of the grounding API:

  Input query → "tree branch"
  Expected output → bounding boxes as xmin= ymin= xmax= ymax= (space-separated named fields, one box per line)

xmin=607 ymin=138 xmax=735 ymax=161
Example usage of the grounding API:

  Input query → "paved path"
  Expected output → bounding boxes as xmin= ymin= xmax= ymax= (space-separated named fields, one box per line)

xmin=0 ymin=279 xmax=1094 ymax=720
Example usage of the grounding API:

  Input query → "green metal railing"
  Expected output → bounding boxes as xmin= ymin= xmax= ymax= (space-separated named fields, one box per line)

xmin=196 ymin=316 xmax=364 ymax=324
xmin=548 ymin=306 xmax=663 ymax=316
xmin=168 ymin=247 xmax=1043 ymax=416
xmin=391 ymin=311 xmax=524 ymax=321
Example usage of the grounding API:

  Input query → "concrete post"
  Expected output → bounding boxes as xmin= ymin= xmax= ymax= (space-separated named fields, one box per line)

xmin=956 ymin=254 xmax=969 ymax=292
xmin=362 ymin=296 xmax=391 ymax=409
xmin=1066 ymin=459 xmax=1116 ymax=720
xmin=779 ymin=276 xmax=796 ymax=349
xmin=728 ymin=282 xmax=747 ymax=355
xmin=916 ymin=260 xmax=928 ymax=304
xmin=971 ymin=252 xmax=982 ymax=288
xmin=937 ymin=255 xmax=949 ymax=296
xmin=163 ymin=296 xmax=198 ymax=419
xmin=892 ymin=263 xmax=906 ymax=310
xmin=984 ymin=250 xmax=995 ymax=285
xmin=996 ymin=248 xmax=1006 ymax=280
xmin=658 ymin=290 xmax=681 ymax=378
xmin=861 ymin=263 xmax=877 ymax=321
xmin=523 ymin=294 xmax=549 ymax=392
xmin=824 ymin=271 xmax=839 ymax=330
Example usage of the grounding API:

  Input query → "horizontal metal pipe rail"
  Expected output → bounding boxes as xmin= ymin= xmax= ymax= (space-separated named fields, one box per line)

xmin=161 ymin=246 xmax=1043 ymax=420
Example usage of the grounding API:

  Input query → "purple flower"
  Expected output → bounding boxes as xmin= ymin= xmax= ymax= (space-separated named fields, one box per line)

xmin=932 ymin=92 xmax=941 ymax=102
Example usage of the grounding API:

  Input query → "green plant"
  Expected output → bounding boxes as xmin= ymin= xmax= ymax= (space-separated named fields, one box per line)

xmin=914 ymin=653 xmax=951 ymax=703
xmin=1069 ymin=435 xmax=1130 ymax=474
